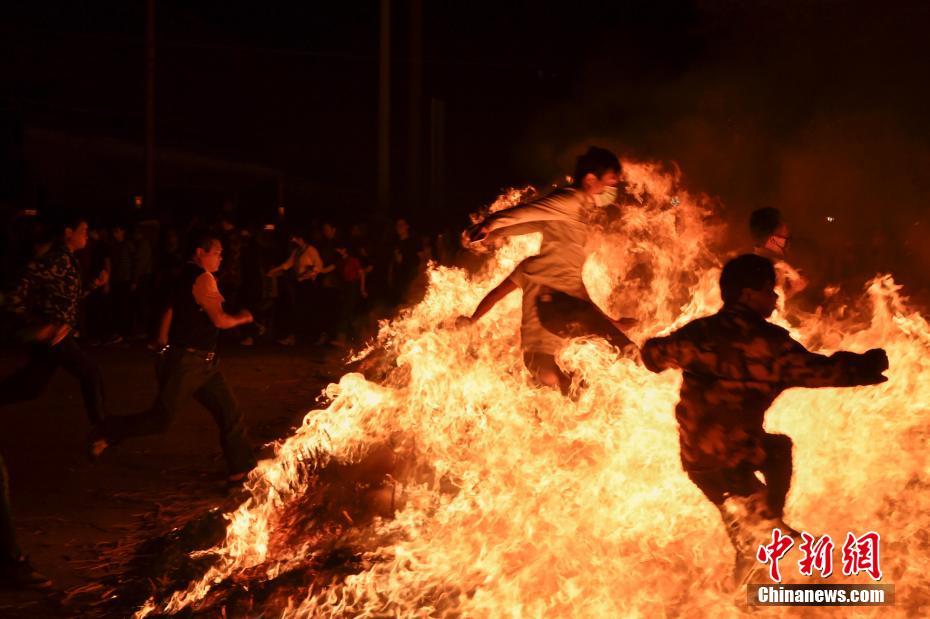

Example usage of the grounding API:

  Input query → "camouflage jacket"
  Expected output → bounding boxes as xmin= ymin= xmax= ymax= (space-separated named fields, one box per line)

xmin=642 ymin=303 xmax=878 ymax=471
xmin=9 ymin=244 xmax=82 ymax=327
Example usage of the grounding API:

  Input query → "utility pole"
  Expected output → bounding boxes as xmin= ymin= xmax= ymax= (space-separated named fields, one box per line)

xmin=429 ymin=97 xmax=445 ymax=211
xmin=407 ymin=0 xmax=422 ymax=214
xmin=145 ymin=0 xmax=156 ymax=213
xmin=377 ymin=0 xmax=391 ymax=214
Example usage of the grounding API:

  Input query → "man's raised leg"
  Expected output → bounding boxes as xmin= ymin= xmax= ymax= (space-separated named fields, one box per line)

xmin=193 ymin=367 xmax=256 ymax=477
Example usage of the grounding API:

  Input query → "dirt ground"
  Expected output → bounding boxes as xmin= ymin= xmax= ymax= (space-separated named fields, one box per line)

xmin=0 ymin=341 xmax=345 ymax=618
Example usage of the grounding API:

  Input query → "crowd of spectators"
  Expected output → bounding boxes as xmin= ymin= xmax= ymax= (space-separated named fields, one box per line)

xmin=1 ymin=208 xmax=461 ymax=350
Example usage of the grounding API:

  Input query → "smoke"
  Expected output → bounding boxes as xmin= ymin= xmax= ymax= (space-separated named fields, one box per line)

xmin=518 ymin=0 xmax=930 ymax=304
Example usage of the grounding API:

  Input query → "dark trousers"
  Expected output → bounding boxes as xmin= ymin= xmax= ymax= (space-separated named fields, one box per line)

xmin=0 ymin=452 xmax=20 ymax=563
xmin=110 ymin=281 xmax=133 ymax=338
xmin=83 ymin=288 xmax=112 ymax=342
xmin=294 ymin=280 xmax=318 ymax=342
xmin=686 ymin=433 xmax=794 ymax=518
xmin=315 ymin=285 xmax=341 ymax=338
xmin=0 ymin=335 xmax=105 ymax=426
xmin=528 ymin=291 xmax=635 ymax=395
xmin=273 ymin=277 xmax=297 ymax=339
xmin=133 ymin=274 xmax=155 ymax=337
xmin=336 ymin=285 xmax=362 ymax=340
xmin=101 ymin=350 xmax=255 ymax=475
xmin=524 ymin=352 xmax=573 ymax=395
xmin=536 ymin=291 xmax=634 ymax=350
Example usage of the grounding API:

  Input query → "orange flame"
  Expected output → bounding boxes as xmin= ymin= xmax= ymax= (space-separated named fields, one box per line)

xmin=137 ymin=160 xmax=929 ymax=617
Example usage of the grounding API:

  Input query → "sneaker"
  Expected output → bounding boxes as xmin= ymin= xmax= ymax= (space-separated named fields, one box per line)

xmin=0 ymin=556 xmax=53 ymax=590
xmin=227 ymin=471 xmax=249 ymax=484
xmin=240 ymin=336 xmax=254 ymax=347
xmin=773 ymin=519 xmax=804 ymax=542
xmin=732 ymin=551 xmax=766 ymax=589
xmin=277 ymin=334 xmax=296 ymax=347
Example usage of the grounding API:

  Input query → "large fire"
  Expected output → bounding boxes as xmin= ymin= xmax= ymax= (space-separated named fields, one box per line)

xmin=137 ymin=160 xmax=929 ymax=617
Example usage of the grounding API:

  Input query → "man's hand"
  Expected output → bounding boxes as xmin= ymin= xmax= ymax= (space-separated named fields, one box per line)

xmin=32 ymin=323 xmax=71 ymax=345
xmin=854 ymin=348 xmax=889 ymax=385
xmin=50 ymin=324 xmax=71 ymax=346
xmin=93 ymin=269 xmax=109 ymax=289
xmin=461 ymin=225 xmax=491 ymax=253
xmin=470 ymin=225 xmax=489 ymax=243
xmin=862 ymin=348 xmax=889 ymax=376
xmin=611 ymin=317 xmax=639 ymax=330
xmin=236 ymin=310 xmax=254 ymax=326
xmin=33 ymin=323 xmax=57 ymax=343
xmin=454 ymin=315 xmax=474 ymax=329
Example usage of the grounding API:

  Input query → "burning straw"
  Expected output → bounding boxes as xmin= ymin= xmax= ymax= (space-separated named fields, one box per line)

xmin=136 ymin=160 xmax=930 ymax=617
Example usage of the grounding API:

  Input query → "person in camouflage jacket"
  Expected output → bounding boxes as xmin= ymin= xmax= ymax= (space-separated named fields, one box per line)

xmin=0 ymin=213 xmax=106 ymax=589
xmin=0 ymin=213 xmax=107 ymax=428
xmin=9 ymin=234 xmax=83 ymax=332
xmin=642 ymin=254 xmax=888 ymax=580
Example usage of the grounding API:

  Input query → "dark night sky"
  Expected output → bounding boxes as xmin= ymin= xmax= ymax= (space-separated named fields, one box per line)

xmin=2 ymin=0 xmax=929 ymax=282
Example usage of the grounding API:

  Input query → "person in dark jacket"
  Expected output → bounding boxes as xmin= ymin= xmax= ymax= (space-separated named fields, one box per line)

xmin=0 ymin=213 xmax=106 ymax=427
xmin=0 ymin=212 xmax=100 ymax=590
xmin=93 ymin=231 xmax=256 ymax=482
xmin=642 ymin=254 xmax=888 ymax=584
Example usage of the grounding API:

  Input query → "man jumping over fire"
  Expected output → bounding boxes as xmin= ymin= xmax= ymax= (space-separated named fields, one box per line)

xmin=749 ymin=206 xmax=808 ymax=303
xmin=641 ymin=254 xmax=888 ymax=586
xmin=457 ymin=146 xmax=635 ymax=394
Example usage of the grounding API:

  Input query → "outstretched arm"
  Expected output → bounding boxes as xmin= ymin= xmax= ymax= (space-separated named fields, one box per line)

xmin=641 ymin=332 xmax=690 ymax=373
xmin=268 ymin=248 xmax=296 ymax=277
xmin=774 ymin=338 xmax=888 ymax=388
xmin=194 ymin=272 xmax=253 ymax=330
xmin=465 ymin=192 xmax=582 ymax=246
xmin=471 ymin=278 xmax=518 ymax=321
xmin=455 ymin=278 xmax=518 ymax=327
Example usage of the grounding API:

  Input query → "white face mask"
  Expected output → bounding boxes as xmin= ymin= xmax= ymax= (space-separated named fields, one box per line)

xmin=593 ymin=186 xmax=618 ymax=207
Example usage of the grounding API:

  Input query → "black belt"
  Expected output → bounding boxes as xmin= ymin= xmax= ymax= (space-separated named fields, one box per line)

xmin=184 ymin=347 xmax=216 ymax=362
xmin=159 ymin=344 xmax=216 ymax=362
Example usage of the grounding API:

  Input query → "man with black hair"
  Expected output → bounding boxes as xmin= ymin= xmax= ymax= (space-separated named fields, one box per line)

xmin=641 ymin=254 xmax=888 ymax=585
xmin=0 ymin=212 xmax=102 ymax=589
xmin=749 ymin=207 xmax=807 ymax=300
xmin=458 ymin=146 xmax=634 ymax=393
xmin=0 ymin=213 xmax=106 ymax=426
xmin=93 ymin=231 xmax=257 ymax=482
